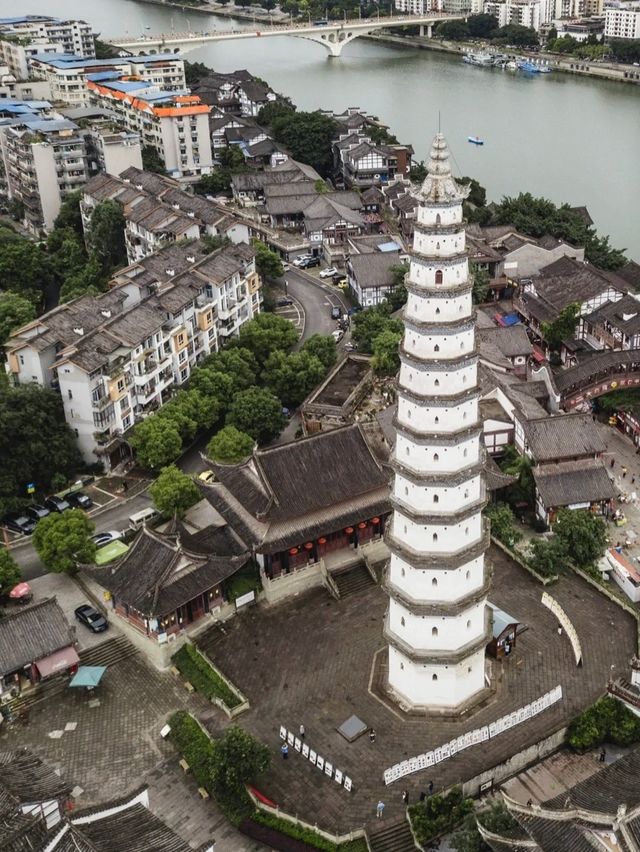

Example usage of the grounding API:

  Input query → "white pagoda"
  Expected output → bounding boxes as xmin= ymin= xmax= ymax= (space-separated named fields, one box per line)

xmin=384 ymin=133 xmax=491 ymax=711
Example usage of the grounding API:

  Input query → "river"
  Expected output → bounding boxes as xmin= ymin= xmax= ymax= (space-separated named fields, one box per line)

xmin=5 ymin=0 xmax=640 ymax=257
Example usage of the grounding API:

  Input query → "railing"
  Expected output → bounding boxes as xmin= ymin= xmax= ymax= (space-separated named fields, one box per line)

xmin=320 ymin=559 xmax=340 ymax=600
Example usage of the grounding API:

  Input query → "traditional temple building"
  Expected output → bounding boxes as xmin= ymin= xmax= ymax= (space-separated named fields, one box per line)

xmin=384 ymin=133 xmax=492 ymax=712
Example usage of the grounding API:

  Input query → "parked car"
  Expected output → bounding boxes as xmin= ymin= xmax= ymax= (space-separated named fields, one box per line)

xmin=26 ymin=504 xmax=50 ymax=522
xmin=319 ymin=267 xmax=338 ymax=279
xmin=292 ymin=254 xmax=312 ymax=267
xmin=276 ymin=297 xmax=294 ymax=307
xmin=74 ymin=604 xmax=108 ymax=633
xmin=198 ymin=470 xmax=216 ymax=484
xmin=2 ymin=513 xmax=37 ymax=535
xmin=67 ymin=491 xmax=93 ymax=510
xmin=299 ymin=256 xmax=320 ymax=269
xmin=347 ymin=306 xmax=362 ymax=316
xmin=332 ymin=329 xmax=344 ymax=343
xmin=331 ymin=305 xmax=341 ymax=320
xmin=91 ymin=530 xmax=123 ymax=548
xmin=338 ymin=318 xmax=350 ymax=331
xmin=344 ymin=341 xmax=358 ymax=352
xmin=45 ymin=495 xmax=71 ymax=513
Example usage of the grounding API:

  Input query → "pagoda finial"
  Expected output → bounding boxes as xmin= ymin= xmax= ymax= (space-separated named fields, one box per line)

xmin=418 ymin=133 xmax=469 ymax=204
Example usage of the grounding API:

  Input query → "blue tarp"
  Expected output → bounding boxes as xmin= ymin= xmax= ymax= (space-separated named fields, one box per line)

xmin=502 ymin=313 xmax=521 ymax=326
xmin=69 ymin=666 xmax=107 ymax=688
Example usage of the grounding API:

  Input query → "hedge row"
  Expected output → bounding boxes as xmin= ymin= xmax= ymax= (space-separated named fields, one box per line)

xmin=172 ymin=643 xmax=241 ymax=708
xmin=567 ymin=696 xmax=640 ymax=751
xmin=249 ymin=812 xmax=367 ymax=852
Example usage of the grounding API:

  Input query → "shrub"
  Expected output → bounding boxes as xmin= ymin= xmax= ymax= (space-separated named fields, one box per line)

xmin=567 ymin=696 xmax=640 ymax=751
xmin=248 ymin=813 xmax=368 ymax=852
xmin=486 ymin=503 xmax=522 ymax=547
xmin=172 ymin=644 xmax=241 ymax=708
xmin=409 ymin=786 xmax=474 ymax=845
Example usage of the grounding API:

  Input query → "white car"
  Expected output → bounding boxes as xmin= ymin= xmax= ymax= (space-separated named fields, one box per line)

xmin=319 ymin=267 xmax=338 ymax=279
xmin=332 ymin=329 xmax=344 ymax=343
xmin=91 ymin=530 xmax=124 ymax=548
xmin=292 ymin=255 xmax=312 ymax=267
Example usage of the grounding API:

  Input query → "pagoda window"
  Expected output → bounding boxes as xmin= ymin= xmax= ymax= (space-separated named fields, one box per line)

xmin=466 ymin=570 xmax=470 ymax=580
xmin=433 ymin=494 xmax=439 ymax=503
xmin=436 ymin=213 xmax=441 ymax=225
xmin=435 ymin=307 xmax=441 ymax=315
xmin=401 ymin=617 xmax=405 ymax=627
xmin=432 ymin=577 xmax=438 ymax=586
xmin=434 ymin=344 xmax=440 ymax=353
xmin=467 ymin=620 xmax=472 ymax=629
xmin=435 ymin=270 xmax=443 ymax=285
xmin=432 ymin=533 xmax=438 ymax=542
xmin=432 ymin=673 xmax=438 ymax=681
xmin=434 ymin=379 xmax=440 ymax=387
xmin=433 ymin=453 xmax=439 ymax=462
xmin=432 ymin=627 xmax=438 ymax=637
xmin=434 ymin=416 xmax=439 ymax=424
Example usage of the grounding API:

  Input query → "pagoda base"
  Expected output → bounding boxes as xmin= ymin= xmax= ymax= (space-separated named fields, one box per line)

xmin=370 ymin=647 xmax=496 ymax=719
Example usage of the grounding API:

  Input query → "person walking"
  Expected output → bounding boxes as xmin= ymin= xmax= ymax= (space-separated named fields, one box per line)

xmin=611 ymin=458 xmax=615 ymax=469
xmin=402 ymin=790 xmax=409 ymax=806
xmin=376 ymin=800 xmax=385 ymax=819
xmin=600 ymin=747 xmax=606 ymax=763
xmin=281 ymin=743 xmax=289 ymax=760
xmin=623 ymin=466 xmax=628 ymax=478
xmin=369 ymin=729 xmax=376 ymax=744
xmin=299 ymin=724 xmax=305 ymax=740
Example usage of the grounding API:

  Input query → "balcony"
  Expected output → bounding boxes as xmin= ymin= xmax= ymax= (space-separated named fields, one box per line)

xmin=92 ymin=393 xmax=112 ymax=411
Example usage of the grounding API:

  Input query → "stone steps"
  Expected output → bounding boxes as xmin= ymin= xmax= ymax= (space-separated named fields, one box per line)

xmin=79 ymin=634 xmax=138 ymax=668
xmin=333 ymin=563 xmax=375 ymax=598
xmin=368 ymin=818 xmax=417 ymax=852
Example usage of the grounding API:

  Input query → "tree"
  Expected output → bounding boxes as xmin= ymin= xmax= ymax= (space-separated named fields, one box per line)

xmin=210 ymin=726 xmax=270 ymax=797
xmin=451 ymin=801 xmax=519 ymax=852
xmin=500 ymin=446 xmax=535 ymax=508
xmin=366 ymin=124 xmax=398 ymax=145
xmin=142 ymin=145 xmax=166 ymax=174
xmin=485 ymin=503 xmax=521 ymax=547
xmin=238 ymin=313 xmax=298 ymax=365
xmin=0 ymin=229 xmax=52 ymax=303
xmin=0 ymin=384 xmax=82 ymax=518
xmin=541 ymin=302 xmax=581 ymax=351
xmin=87 ymin=201 xmax=127 ymax=273
xmin=493 ymin=24 xmax=539 ymax=46
xmin=271 ymin=111 xmax=338 ymax=177
xmin=159 ymin=389 xmax=221 ymax=439
xmin=546 ymin=26 xmax=558 ymax=42
xmin=208 ymin=425 xmax=255 ymax=464
xmin=467 ymin=13 xmax=498 ymax=38
xmin=352 ymin=304 xmax=403 ymax=353
xmin=253 ymin=240 xmax=284 ymax=281
xmin=436 ymin=19 xmax=470 ymax=40
xmin=32 ymin=509 xmax=96 ymax=574
xmin=263 ymin=350 xmax=326 ymax=407
xmin=410 ymin=161 xmax=428 ymax=182
xmin=130 ymin=417 xmax=182 ymax=470
xmin=301 ymin=334 xmax=337 ymax=371
xmin=528 ymin=537 xmax=563 ymax=577
xmin=387 ymin=263 xmax=408 ymax=311
xmin=150 ymin=464 xmax=200 ymax=518
xmin=184 ymin=60 xmax=211 ymax=86
xmin=200 ymin=347 xmax=259 ymax=393
xmin=58 ymin=252 xmax=105 ymax=303
xmin=371 ymin=329 xmax=402 ymax=375
xmin=471 ymin=264 xmax=490 ymax=304
xmin=0 ymin=292 xmax=36 ymax=346
xmin=257 ymin=99 xmax=296 ymax=127
xmin=53 ymin=191 xmax=83 ymax=237
xmin=227 ymin=387 xmax=286 ymax=444
xmin=553 ymin=508 xmax=607 ymax=567
xmin=0 ymin=549 xmax=20 ymax=597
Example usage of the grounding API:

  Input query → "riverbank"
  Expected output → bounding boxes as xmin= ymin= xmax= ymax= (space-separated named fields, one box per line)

xmin=124 ymin=0 xmax=289 ymax=24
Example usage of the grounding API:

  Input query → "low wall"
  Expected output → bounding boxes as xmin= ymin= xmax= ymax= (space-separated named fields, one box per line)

xmin=195 ymin=643 xmax=250 ymax=719
xmin=491 ymin=537 xmax=557 ymax=586
xmin=461 ymin=726 xmax=568 ymax=798
xmin=261 ymin=563 xmax=324 ymax=604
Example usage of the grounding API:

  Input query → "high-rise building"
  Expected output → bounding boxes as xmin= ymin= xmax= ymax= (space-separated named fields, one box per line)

xmin=384 ymin=133 xmax=491 ymax=712
xmin=605 ymin=2 xmax=640 ymax=40
xmin=0 ymin=15 xmax=95 ymax=59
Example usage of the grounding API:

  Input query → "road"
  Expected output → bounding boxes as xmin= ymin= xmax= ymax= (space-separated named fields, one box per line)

xmin=11 ymin=266 xmax=351 ymax=581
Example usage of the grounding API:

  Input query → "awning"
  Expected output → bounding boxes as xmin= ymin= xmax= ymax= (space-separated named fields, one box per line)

xmin=95 ymin=540 xmax=129 ymax=565
xmin=34 ymin=646 xmax=80 ymax=678
xmin=532 ymin=346 xmax=546 ymax=364
xmin=70 ymin=666 xmax=107 ymax=688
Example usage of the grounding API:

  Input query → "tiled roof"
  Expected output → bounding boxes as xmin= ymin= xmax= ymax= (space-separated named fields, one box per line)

xmin=584 ymin=294 xmax=640 ymax=336
xmin=533 ymin=458 xmax=616 ymax=508
xmin=0 ymin=749 xmax=70 ymax=803
xmin=478 ymin=326 xmax=533 ymax=358
xmin=349 ymin=252 xmax=400 ymax=290
xmin=522 ymin=413 xmax=606 ymax=462
xmin=0 ymin=598 xmax=75 ymax=678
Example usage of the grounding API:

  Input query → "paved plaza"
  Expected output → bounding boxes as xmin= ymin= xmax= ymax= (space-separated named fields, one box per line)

xmin=199 ymin=544 xmax=636 ymax=833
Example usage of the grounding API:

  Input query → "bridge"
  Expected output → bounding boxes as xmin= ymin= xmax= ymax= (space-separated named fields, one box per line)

xmin=109 ymin=14 xmax=464 ymax=58
xmin=554 ymin=350 xmax=640 ymax=410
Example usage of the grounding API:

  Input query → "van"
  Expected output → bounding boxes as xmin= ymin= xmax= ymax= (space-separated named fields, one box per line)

xmin=128 ymin=506 xmax=160 ymax=531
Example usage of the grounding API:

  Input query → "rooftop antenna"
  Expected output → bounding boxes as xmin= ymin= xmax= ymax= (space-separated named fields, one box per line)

xmin=438 ymin=111 xmax=441 ymax=133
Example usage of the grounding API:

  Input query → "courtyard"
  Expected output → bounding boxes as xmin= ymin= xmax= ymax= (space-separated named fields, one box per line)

xmin=198 ymin=544 xmax=637 ymax=833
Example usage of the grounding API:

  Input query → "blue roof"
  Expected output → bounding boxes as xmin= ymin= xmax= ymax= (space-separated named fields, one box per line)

xmin=0 ymin=99 xmax=51 ymax=115
xmin=378 ymin=240 xmax=401 ymax=253
xmin=0 ymin=15 xmax=57 ymax=25
xmin=22 ymin=118 xmax=78 ymax=132
xmin=101 ymin=79 xmax=148 ymax=93
xmin=31 ymin=52 xmax=182 ymax=70
xmin=86 ymin=71 xmax=120 ymax=82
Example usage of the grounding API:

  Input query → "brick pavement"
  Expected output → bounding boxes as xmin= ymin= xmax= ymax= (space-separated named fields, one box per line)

xmin=200 ymin=544 xmax=636 ymax=834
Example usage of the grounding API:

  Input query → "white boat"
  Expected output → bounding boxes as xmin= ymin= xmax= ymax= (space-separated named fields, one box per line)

xmin=463 ymin=52 xmax=494 ymax=67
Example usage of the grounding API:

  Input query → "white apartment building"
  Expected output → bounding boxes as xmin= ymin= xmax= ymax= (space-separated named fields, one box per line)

xmin=605 ymin=3 xmax=640 ymax=39
xmin=481 ymin=0 xmax=555 ymax=29
xmin=0 ymin=67 xmax=50 ymax=100
xmin=29 ymin=54 xmax=186 ymax=107
xmin=0 ymin=37 xmax=63 ymax=82
xmin=0 ymin=15 xmax=95 ymax=57
xmin=87 ymin=79 xmax=213 ymax=179
xmin=393 ymin=0 xmax=445 ymax=13
xmin=5 ymin=241 xmax=262 ymax=468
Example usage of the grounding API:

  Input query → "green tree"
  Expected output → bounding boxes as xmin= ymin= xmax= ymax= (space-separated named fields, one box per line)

xmin=494 ymin=24 xmax=539 ymax=45
xmin=256 ymin=98 xmax=296 ymax=127
xmin=210 ymin=725 xmax=270 ymax=797
xmin=141 ymin=145 xmax=166 ymax=174
xmin=184 ymin=60 xmax=211 ymax=86
xmin=208 ymin=425 xmax=255 ymax=464
xmin=500 ymin=446 xmax=535 ymax=508
xmin=352 ymin=304 xmax=403 ymax=353
xmin=471 ymin=264 xmax=490 ymax=304
xmin=387 ymin=263 xmax=408 ymax=311
xmin=436 ymin=19 xmax=470 ymax=40
xmin=87 ymin=201 xmax=127 ymax=273
xmin=200 ymin=347 xmax=259 ymax=393
xmin=546 ymin=26 xmax=558 ymax=41
xmin=371 ymin=329 xmax=402 ymax=375
xmin=238 ymin=313 xmax=298 ymax=365
xmin=32 ymin=509 xmax=96 ymax=574
xmin=301 ymin=334 xmax=337 ymax=371
xmin=486 ymin=502 xmax=521 ymax=547
xmin=270 ymin=110 xmax=338 ymax=176
xmin=0 ymin=229 xmax=52 ymax=303
xmin=253 ymin=240 xmax=284 ymax=280
xmin=366 ymin=124 xmax=399 ymax=145
xmin=0 ymin=384 xmax=82 ymax=518
xmin=194 ymin=171 xmax=233 ymax=196
xmin=53 ymin=191 xmax=84 ymax=237
xmin=159 ymin=389 xmax=221 ymax=439
xmin=189 ymin=368 xmax=234 ymax=404
xmin=553 ymin=508 xmax=607 ymax=567
xmin=130 ymin=417 xmax=182 ymax=470
xmin=58 ymin=252 xmax=105 ymax=303
xmin=227 ymin=387 xmax=286 ymax=444
xmin=263 ymin=350 xmax=326 ymax=407
xmin=409 ymin=787 xmax=474 ymax=846
xmin=467 ymin=13 xmax=499 ymax=38
xmin=0 ymin=292 xmax=36 ymax=346
xmin=527 ymin=536 xmax=563 ymax=577
xmin=451 ymin=801 xmax=519 ymax=852
xmin=150 ymin=464 xmax=201 ymax=518
xmin=410 ymin=161 xmax=427 ymax=182
xmin=541 ymin=302 xmax=581 ymax=351
xmin=0 ymin=549 xmax=21 ymax=597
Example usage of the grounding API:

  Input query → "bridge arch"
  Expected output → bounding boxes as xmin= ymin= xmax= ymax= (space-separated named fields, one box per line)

xmin=555 ymin=351 xmax=640 ymax=410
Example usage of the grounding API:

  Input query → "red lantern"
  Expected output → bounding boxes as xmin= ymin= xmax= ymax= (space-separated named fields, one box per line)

xmin=304 ymin=542 xmax=313 ymax=550
xmin=358 ymin=522 xmax=367 ymax=529
xmin=318 ymin=537 xmax=327 ymax=545
xmin=371 ymin=517 xmax=380 ymax=525
xmin=289 ymin=547 xmax=298 ymax=556
xmin=345 ymin=527 xmax=354 ymax=534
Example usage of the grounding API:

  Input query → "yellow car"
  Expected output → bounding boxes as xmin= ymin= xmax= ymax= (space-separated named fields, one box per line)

xmin=198 ymin=470 xmax=216 ymax=484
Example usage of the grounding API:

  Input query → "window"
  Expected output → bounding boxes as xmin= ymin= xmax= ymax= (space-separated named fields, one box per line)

xmin=432 ymin=533 xmax=438 ymax=542
xmin=19 ymin=355 xmax=24 ymax=366
xmin=434 ymin=344 xmax=440 ymax=352
xmin=432 ymin=673 xmax=438 ymax=681
xmin=434 ymin=378 xmax=440 ymax=387
xmin=433 ymin=494 xmax=439 ymax=503
xmin=120 ymin=395 xmax=129 ymax=411
xmin=74 ymin=428 xmax=79 ymax=437
xmin=433 ymin=453 xmax=439 ymax=462
xmin=405 ymin=486 xmax=409 ymax=496
xmin=435 ymin=270 xmax=443 ymax=285
xmin=432 ymin=577 xmax=438 ymax=587
xmin=432 ymin=627 xmax=438 ymax=637
xmin=401 ymin=567 xmax=405 ymax=577
xmin=466 ymin=570 xmax=470 ymax=580
xmin=67 ymin=389 xmax=73 ymax=399
xmin=434 ymin=416 xmax=439 ymax=424
xmin=401 ymin=617 xmax=405 ymax=627
xmin=467 ymin=620 xmax=472 ymax=629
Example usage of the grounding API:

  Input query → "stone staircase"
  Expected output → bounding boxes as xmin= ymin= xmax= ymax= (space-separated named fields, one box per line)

xmin=368 ymin=818 xmax=418 ymax=852
xmin=332 ymin=562 xmax=375 ymax=598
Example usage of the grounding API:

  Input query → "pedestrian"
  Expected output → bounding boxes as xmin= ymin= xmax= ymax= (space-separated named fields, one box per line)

xmin=557 ymin=626 xmax=563 ymax=637
xmin=402 ymin=790 xmax=409 ymax=806
xmin=600 ymin=747 xmax=606 ymax=763
xmin=376 ymin=800 xmax=385 ymax=819
xmin=623 ymin=466 xmax=628 ymax=478
xmin=369 ymin=728 xmax=376 ymax=744
xmin=632 ymin=476 xmax=636 ymax=486
xmin=611 ymin=458 xmax=615 ymax=469
xmin=281 ymin=743 xmax=289 ymax=760
xmin=428 ymin=781 xmax=434 ymax=796
xmin=526 ymin=799 xmax=533 ymax=807
xmin=299 ymin=723 xmax=305 ymax=739
xmin=419 ymin=791 xmax=426 ymax=802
